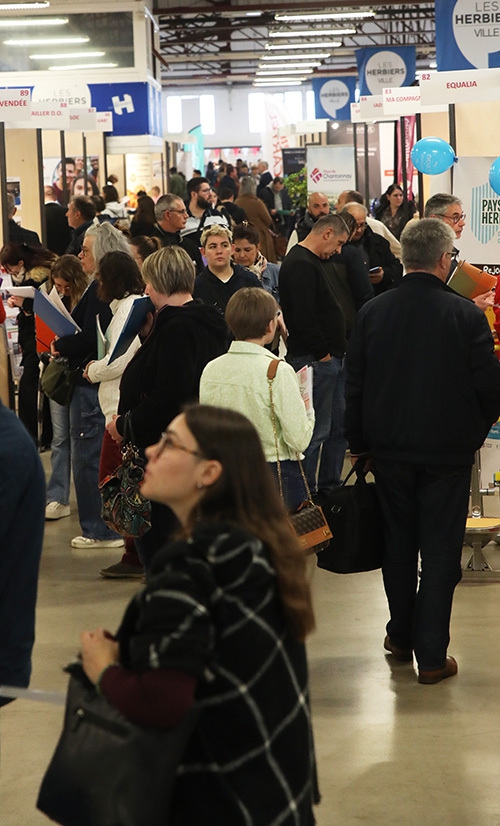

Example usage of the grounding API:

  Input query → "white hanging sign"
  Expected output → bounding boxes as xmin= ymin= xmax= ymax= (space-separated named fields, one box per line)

xmin=382 ymin=87 xmax=448 ymax=115
xmin=95 ymin=111 xmax=113 ymax=132
xmin=350 ymin=102 xmax=362 ymax=123
xmin=69 ymin=107 xmax=97 ymax=132
xmin=29 ymin=101 xmax=70 ymax=129
xmin=358 ymin=95 xmax=395 ymax=121
xmin=0 ymin=89 xmax=31 ymax=122
xmin=420 ymin=67 xmax=500 ymax=105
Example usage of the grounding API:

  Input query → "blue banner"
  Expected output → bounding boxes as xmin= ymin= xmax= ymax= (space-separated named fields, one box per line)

xmin=312 ymin=76 xmax=357 ymax=120
xmin=435 ymin=0 xmax=500 ymax=70
xmin=355 ymin=47 xmax=416 ymax=97
xmin=89 ymin=82 xmax=162 ymax=137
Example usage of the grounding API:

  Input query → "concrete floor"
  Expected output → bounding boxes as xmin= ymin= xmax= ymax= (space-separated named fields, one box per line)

xmin=2 ymin=455 xmax=500 ymax=825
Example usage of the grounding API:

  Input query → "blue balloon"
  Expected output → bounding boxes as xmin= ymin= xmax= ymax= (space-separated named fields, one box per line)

xmin=411 ymin=137 xmax=456 ymax=175
xmin=489 ymin=157 xmax=500 ymax=196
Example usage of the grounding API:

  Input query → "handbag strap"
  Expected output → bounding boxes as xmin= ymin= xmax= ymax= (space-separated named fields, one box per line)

xmin=341 ymin=457 xmax=368 ymax=487
xmin=122 ymin=411 xmax=136 ymax=446
xmin=266 ymin=360 xmax=312 ymax=504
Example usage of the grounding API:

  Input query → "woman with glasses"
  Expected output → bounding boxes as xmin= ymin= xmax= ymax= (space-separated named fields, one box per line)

xmin=80 ymin=404 xmax=318 ymax=825
xmin=200 ymin=288 xmax=313 ymax=511
xmin=374 ymin=183 xmax=416 ymax=240
xmin=53 ymin=222 xmax=133 ymax=550
xmin=106 ymin=245 xmax=228 ymax=571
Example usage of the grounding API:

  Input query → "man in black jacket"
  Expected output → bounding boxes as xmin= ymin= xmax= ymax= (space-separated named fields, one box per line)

xmin=279 ymin=214 xmax=349 ymax=492
xmin=341 ymin=202 xmax=403 ymax=295
xmin=345 ymin=218 xmax=500 ymax=684
xmin=65 ymin=196 xmax=96 ymax=256
xmin=152 ymin=194 xmax=203 ymax=272
xmin=7 ymin=194 xmax=41 ymax=247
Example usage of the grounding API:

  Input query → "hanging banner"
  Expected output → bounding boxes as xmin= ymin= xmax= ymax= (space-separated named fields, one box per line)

xmin=453 ymin=156 xmax=500 ymax=267
xmin=358 ymin=95 xmax=396 ymax=121
xmin=312 ymin=76 xmax=357 ymax=120
xmin=0 ymin=89 xmax=31 ymax=122
xmin=261 ymin=95 xmax=296 ymax=177
xmin=420 ymin=67 xmax=500 ymax=105
xmin=435 ymin=0 xmax=500 ymax=71
xmin=69 ymin=107 xmax=97 ymax=132
xmin=306 ymin=145 xmax=355 ymax=199
xmin=356 ymin=46 xmax=416 ymax=96
xmin=396 ymin=116 xmax=416 ymax=200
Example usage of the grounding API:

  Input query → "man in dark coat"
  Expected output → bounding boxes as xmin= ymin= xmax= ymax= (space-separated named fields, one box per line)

xmin=0 ymin=401 xmax=45 ymax=705
xmin=152 ymin=194 xmax=203 ymax=272
xmin=345 ymin=218 xmax=500 ymax=684
xmin=7 ymin=194 xmax=41 ymax=247
xmin=342 ymin=202 xmax=403 ymax=295
xmin=65 ymin=196 xmax=96 ymax=256
xmin=44 ymin=185 xmax=72 ymax=255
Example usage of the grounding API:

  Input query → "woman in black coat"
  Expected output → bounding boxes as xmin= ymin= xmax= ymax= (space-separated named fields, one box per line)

xmin=107 ymin=245 xmax=228 ymax=569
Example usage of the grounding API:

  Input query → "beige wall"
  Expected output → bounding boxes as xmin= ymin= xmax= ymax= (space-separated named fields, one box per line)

xmin=3 ymin=129 xmax=42 ymax=247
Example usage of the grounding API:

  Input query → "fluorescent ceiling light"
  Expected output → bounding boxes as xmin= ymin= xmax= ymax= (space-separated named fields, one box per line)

xmin=30 ymin=51 xmax=104 ymax=59
xmin=269 ymin=28 xmax=356 ymax=38
xmin=259 ymin=62 xmax=320 ymax=69
xmin=5 ymin=36 xmax=88 ymax=44
xmin=245 ymin=11 xmax=261 ymax=15
xmin=254 ymin=80 xmax=304 ymax=86
xmin=275 ymin=11 xmax=374 ymax=22
xmin=257 ymin=68 xmax=313 ymax=75
xmin=0 ymin=16 xmax=66 ymax=26
xmin=429 ymin=60 xmax=437 ymax=68
xmin=261 ymin=53 xmax=330 ymax=60
xmin=266 ymin=40 xmax=342 ymax=49
xmin=49 ymin=62 xmax=117 ymax=71
xmin=0 ymin=1 xmax=49 ymax=7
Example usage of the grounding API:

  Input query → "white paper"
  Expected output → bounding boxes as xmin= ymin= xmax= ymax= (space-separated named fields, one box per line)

xmin=6 ymin=286 xmax=35 ymax=298
xmin=49 ymin=285 xmax=81 ymax=329
xmin=296 ymin=365 xmax=314 ymax=418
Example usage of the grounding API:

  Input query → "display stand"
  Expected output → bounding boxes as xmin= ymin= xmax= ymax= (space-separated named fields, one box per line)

xmin=462 ymin=451 xmax=500 ymax=580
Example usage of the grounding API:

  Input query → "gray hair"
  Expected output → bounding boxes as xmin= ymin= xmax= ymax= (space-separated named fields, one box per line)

xmin=142 ymin=246 xmax=195 ymax=295
xmin=155 ymin=193 xmax=184 ymax=222
xmin=238 ymin=175 xmax=257 ymax=197
xmin=6 ymin=193 xmax=15 ymax=218
xmin=424 ymin=193 xmax=462 ymax=218
xmin=341 ymin=202 xmax=368 ymax=217
xmin=401 ymin=218 xmax=455 ymax=271
xmin=310 ymin=213 xmax=350 ymax=237
xmin=84 ymin=221 xmax=133 ymax=269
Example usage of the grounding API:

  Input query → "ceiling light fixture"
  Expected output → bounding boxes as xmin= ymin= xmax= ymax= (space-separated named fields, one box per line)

xmin=256 ymin=68 xmax=313 ymax=75
xmin=49 ymin=62 xmax=117 ymax=71
xmin=0 ymin=1 xmax=49 ymax=7
xmin=30 ymin=50 xmax=104 ymax=59
xmin=254 ymin=81 xmax=304 ymax=87
xmin=258 ymin=61 xmax=320 ymax=69
xmin=275 ymin=11 xmax=374 ymax=22
xmin=266 ymin=40 xmax=342 ymax=49
xmin=261 ymin=53 xmax=330 ymax=61
xmin=269 ymin=28 xmax=356 ymax=38
xmin=0 ymin=16 xmax=66 ymax=26
xmin=5 ymin=36 xmax=88 ymax=44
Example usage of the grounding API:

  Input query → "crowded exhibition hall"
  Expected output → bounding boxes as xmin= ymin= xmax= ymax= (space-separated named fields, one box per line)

xmin=2 ymin=1 xmax=500 ymax=824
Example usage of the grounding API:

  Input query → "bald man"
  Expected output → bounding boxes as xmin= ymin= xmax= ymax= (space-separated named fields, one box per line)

xmin=336 ymin=190 xmax=402 ymax=260
xmin=286 ymin=191 xmax=331 ymax=253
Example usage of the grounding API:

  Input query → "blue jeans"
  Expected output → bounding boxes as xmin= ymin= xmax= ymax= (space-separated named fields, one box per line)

xmin=269 ymin=460 xmax=307 ymax=512
xmin=374 ymin=459 xmax=471 ymax=671
xmin=287 ymin=354 xmax=347 ymax=493
xmin=46 ymin=398 xmax=71 ymax=505
xmin=69 ymin=384 xmax=120 ymax=541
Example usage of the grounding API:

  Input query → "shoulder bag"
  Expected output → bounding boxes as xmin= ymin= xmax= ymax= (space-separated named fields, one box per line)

xmin=315 ymin=459 xmax=385 ymax=574
xmin=37 ymin=663 xmax=198 ymax=826
xmin=99 ymin=412 xmax=152 ymax=537
xmin=41 ymin=357 xmax=80 ymax=406
xmin=267 ymin=359 xmax=332 ymax=554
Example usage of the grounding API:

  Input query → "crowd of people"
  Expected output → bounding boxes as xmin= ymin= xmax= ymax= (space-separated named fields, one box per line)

xmin=2 ymin=167 xmax=500 ymax=822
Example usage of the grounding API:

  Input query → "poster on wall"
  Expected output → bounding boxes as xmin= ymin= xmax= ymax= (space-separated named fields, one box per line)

xmin=453 ymin=156 xmax=500 ymax=271
xmin=306 ymin=145 xmax=355 ymax=201
xmin=312 ymin=76 xmax=357 ymax=120
xmin=356 ymin=47 xmax=416 ymax=96
xmin=435 ymin=0 xmax=500 ymax=70
xmin=282 ymin=148 xmax=306 ymax=175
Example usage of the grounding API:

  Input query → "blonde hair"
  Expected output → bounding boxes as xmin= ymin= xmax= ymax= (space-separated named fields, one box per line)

xmin=200 ymin=223 xmax=233 ymax=248
xmin=141 ymin=246 xmax=195 ymax=295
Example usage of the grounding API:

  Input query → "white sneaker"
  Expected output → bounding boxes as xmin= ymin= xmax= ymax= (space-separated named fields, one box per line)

xmin=45 ymin=502 xmax=70 ymax=520
xmin=71 ymin=536 xmax=124 ymax=549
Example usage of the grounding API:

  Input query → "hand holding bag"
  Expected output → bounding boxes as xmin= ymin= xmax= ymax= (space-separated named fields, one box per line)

xmin=37 ymin=663 xmax=198 ymax=826
xmin=267 ymin=360 xmax=332 ymax=554
xmin=41 ymin=357 xmax=79 ymax=406
xmin=99 ymin=412 xmax=152 ymax=537
xmin=315 ymin=459 xmax=385 ymax=573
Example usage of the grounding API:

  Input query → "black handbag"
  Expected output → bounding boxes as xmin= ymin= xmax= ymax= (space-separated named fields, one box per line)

xmin=41 ymin=357 xmax=79 ymax=405
xmin=315 ymin=459 xmax=385 ymax=573
xmin=99 ymin=412 xmax=152 ymax=537
xmin=37 ymin=664 xmax=198 ymax=826
xmin=267 ymin=360 xmax=332 ymax=554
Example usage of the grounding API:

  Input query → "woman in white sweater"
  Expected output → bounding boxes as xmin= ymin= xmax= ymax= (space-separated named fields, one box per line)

xmin=200 ymin=287 xmax=314 ymax=510
xmin=84 ymin=250 xmax=145 ymax=576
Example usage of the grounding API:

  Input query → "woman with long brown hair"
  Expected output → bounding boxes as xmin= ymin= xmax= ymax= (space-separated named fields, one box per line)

xmin=81 ymin=404 xmax=317 ymax=825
